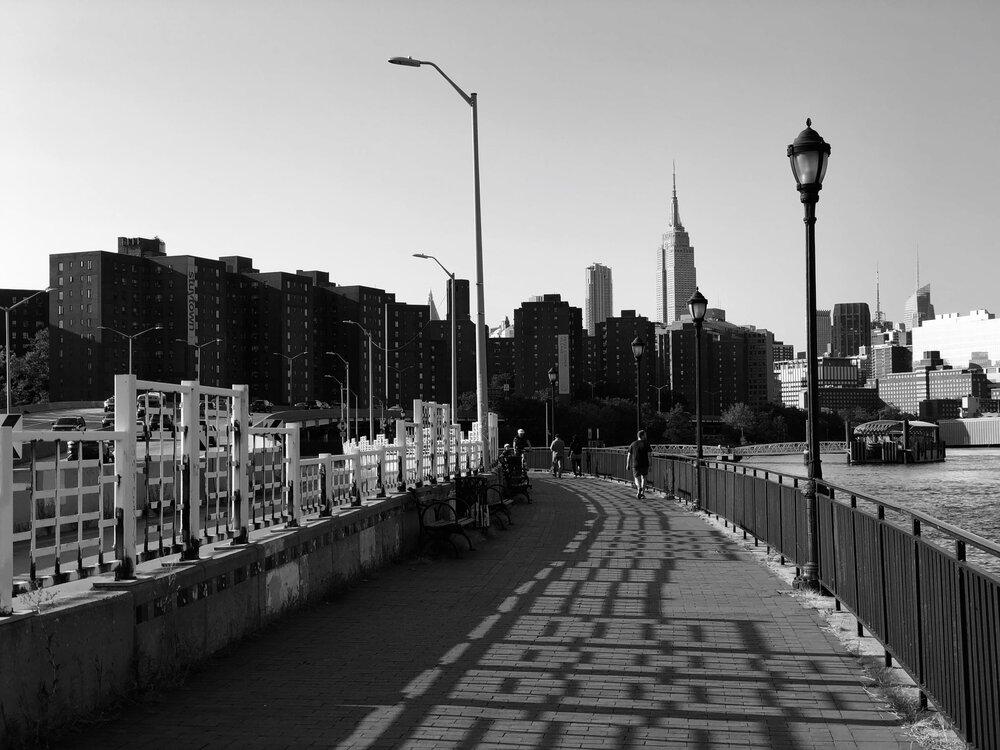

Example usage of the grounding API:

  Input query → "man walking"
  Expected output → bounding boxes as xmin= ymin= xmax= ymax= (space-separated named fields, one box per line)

xmin=549 ymin=433 xmax=566 ymax=478
xmin=569 ymin=434 xmax=583 ymax=476
xmin=626 ymin=429 xmax=651 ymax=499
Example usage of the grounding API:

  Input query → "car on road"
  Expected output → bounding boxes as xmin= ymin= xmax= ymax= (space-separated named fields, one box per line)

xmin=250 ymin=399 xmax=274 ymax=413
xmin=52 ymin=416 xmax=87 ymax=432
xmin=103 ymin=396 xmax=115 ymax=413
xmin=147 ymin=414 xmax=177 ymax=435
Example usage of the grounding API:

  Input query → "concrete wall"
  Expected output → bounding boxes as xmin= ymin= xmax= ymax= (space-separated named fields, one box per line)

xmin=0 ymin=484 xmax=445 ymax=746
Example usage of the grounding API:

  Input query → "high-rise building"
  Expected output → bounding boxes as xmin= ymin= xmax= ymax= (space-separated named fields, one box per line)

xmin=655 ymin=168 xmax=697 ymax=324
xmin=874 ymin=367 xmax=991 ymax=414
xmin=594 ymin=310 xmax=656 ymax=405
xmin=774 ymin=357 xmax=864 ymax=409
xmin=904 ymin=284 xmax=935 ymax=331
xmin=512 ymin=294 xmax=584 ymax=398
xmin=911 ymin=309 xmax=1000 ymax=369
xmin=831 ymin=302 xmax=872 ymax=357
xmin=584 ymin=263 xmax=613 ymax=336
xmin=815 ymin=309 xmax=832 ymax=356
xmin=773 ymin=341 xmax=795 ymax=362
xmin=870 ymin=344 xmax=912 ymax=378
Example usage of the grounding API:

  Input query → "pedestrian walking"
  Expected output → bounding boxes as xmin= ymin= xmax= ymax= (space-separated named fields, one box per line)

xmin=549 ymin=433 xmax=565 ymax=478
xmin=626 ymin=429 xmax=651 ymax=499
xmin=569 ymin=434 xmax=583 ymax=476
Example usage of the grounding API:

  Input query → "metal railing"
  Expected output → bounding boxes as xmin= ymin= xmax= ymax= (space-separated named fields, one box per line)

xmin=2 ymin=379 xmax=491 ymax=615
xmin=582 ymin=446 xmax=1000 ymax=750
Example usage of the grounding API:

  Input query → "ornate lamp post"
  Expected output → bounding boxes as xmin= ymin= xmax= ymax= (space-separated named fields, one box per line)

xmin=631 ymin=337 xmax=645 ymax=432
xmin=788 ymin=118 xmax=831 ymax=592
xmin=389 ymin=56 xmax=490 ymax=460
xmin=688 ymin=289 xmax=708 ymax=511
xmin=547 ymin=366 xmax=558 ymax=443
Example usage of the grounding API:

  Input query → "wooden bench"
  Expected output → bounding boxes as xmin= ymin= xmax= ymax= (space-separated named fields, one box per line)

xmin=408 ymin=487 xmax=477 ymax=558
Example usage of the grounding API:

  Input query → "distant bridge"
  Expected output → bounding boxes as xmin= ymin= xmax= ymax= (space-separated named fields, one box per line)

xmin=651 ymin=441 xmax=847 ymax=457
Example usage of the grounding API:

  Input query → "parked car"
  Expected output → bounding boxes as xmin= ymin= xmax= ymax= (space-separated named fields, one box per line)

xmin=101 ymin=415 xmax=114 ymax=430
xmin=103 ymin=396 xmax=115 ymax=413
xmin=292 ymin=401 xmax=312 ymax=410
xmin=147 ymin=414 xmax=177 ymax=435
xmin=249 ymin=399 xmax=274 ymax=413
xmin=52 ymin=416 xmax=87 ymax=432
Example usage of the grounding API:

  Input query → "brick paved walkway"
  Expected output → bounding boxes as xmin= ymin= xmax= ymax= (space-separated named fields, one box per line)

xmin=60 ymin=477 xmax=910 ymax=749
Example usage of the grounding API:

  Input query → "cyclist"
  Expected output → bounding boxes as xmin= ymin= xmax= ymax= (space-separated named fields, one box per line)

xmin=512 ymin=428 xmax=531 ymax=472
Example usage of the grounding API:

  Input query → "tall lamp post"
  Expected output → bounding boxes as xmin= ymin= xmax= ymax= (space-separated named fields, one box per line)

xmin=688 ymin=290 xmax=708 ymax=511
xmin=99 ymin=323 xmax=163 ymax=377
xmin=788 ymin=118 xmax=831 ymax=592
xmin=389 ymin=56 xmax=490 ymax=459
xmin=325 ymin=374 xmax=345 ymax=424
xmin=327 ymin=351 xmax=351 ymax=441
xmin=413 ymin=252 xmax=458 ymax=421
xmin=655 ymin=384 xmax=671 ymax=413
xmin=547 ymin=366 xmax=558 ymax=443
xmin=631 ymin=337 xmax=645 ymax=432
xmin=273 ymin=351 xmax=308 ymax=405
xmin=2 ymin=287 xmax=52 ymax=413
xmin=343 ymin=321 xmax=375 ymax=440
xmin=175 ymin=337 xmax=221 ymax=382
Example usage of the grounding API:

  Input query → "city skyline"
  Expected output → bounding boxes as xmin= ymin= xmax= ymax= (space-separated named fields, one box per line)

xmin=4 ymin=2 xmax=999 ymax=352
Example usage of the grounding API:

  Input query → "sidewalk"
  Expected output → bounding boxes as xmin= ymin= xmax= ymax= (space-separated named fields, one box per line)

xmin=58 ymin=477 xmax=910 ymax=749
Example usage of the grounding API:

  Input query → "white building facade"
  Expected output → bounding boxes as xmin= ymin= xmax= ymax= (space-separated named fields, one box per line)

xmin=911 ymin=309 xmax=1000 ymax=368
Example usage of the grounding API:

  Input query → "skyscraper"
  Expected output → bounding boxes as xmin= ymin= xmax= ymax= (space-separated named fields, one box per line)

xmin=904 ymin=284 xmax=935 ymax=331
xmin=815 ymin=309 xmax=832 ymax=356
xmin=584 ymin=263 xmax=613 ymax=336
xmin=656 ymin=167 xmax=697 ymax=324
xmin=831 ymin=302 xmax=871 ymax=357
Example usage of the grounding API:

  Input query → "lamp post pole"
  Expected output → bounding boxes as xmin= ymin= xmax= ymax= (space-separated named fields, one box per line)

xmin=389 ymin=56 xmax=490 ymax=460
xmin=328 ymin=352 xmax=351 ymax=441
xmin=100 ymin=323 xmax=163 ymax=378
xmin=177 ymin=338 xmax=221 ymax=382
xmin=787 ymin=118 xmax=832 ymax=592
xmin=548 ymin=366 xmax=558 ymax=443
xmin=273 ymin=351 xmax=308 ymax=405
xmin=343 ymin=321 xmax=375 ymax=440
xmin=655 ymin=384 xmax=671 ymax=413
xmin=688 ymin=290 xmax=708 ymax=512
xmin=413 ymin=253 xmax=458 ymax=422
xmin=631 ymin=338 xmax=645 ymax=433
xmin=2 ymin=288 xmax=51 ymax=413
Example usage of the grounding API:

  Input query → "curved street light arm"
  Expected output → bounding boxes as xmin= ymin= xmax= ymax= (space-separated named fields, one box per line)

xmin=423 ymin=61 xmax=473 ymax=106
xmin=3 ymin=287 xmax=53 ymax=313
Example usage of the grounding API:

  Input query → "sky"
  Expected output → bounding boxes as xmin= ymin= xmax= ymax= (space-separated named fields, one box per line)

xmin=3 ymin=1 xmax=999 ymax=351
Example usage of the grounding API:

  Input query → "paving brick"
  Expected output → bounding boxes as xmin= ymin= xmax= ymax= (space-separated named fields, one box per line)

xmin=57 ymin=477 xmax=910 ymax=749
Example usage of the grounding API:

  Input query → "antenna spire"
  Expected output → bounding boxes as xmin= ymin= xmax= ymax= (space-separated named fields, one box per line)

xmin=669 ymin=162 xmax=683 ymax=229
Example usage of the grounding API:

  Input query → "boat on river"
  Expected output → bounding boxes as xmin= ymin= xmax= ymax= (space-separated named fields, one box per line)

xmin=849 ymin=419 xmax=946 ymax=464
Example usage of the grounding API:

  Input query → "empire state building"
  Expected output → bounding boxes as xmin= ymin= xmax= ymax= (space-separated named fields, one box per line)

xmin=656 ymin=169 xmax=697 ymax=324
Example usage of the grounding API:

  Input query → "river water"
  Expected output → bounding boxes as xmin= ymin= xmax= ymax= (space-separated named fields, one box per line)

xmin=744 ymin=448 xmax=1000 ymax=555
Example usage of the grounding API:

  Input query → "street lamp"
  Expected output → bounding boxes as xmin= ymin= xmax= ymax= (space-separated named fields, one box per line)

xmin=688 ymin=289 xmax=708 ymax=512
xmin=389 ymin=56 xmax=490 ymax=460
xmin=175 ymin=338 xmax=221 ymax=383
xmin=655 ymin=384 xmax=671 ymax=413
xmin=2 ymin=287 xmax=52 ymax=413
xmin=631 ymin=337 xmax=645 ymax=432
xmin=547 ymin=366 xmax=558 ymax=443
xmin=273 ymin=351 xmax=308 ymax=405
xmin=327 ymin=351 xmax=352 ymax=441
xmin=413 ymin=252 xmax=458 ymax=422
xmin=343 ymin=320 xmax=375 ymax=440
xmin=99 ymin=323 xmax=163 ymax=378
xmin=788 ymin=117 xmax=831 ymax=592
xmin=324 ymin=374 xmax=345 ymax=425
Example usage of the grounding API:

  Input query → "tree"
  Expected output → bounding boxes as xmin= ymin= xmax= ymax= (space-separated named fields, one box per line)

xmin=721 ymin=403 xmax=756 ymax=444
xmin=1 ymin=329 xmax=49 ymax=407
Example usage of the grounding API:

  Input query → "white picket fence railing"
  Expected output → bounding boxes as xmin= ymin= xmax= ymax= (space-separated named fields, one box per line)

xmin=0 ymin=378 xmax=496 ymax=615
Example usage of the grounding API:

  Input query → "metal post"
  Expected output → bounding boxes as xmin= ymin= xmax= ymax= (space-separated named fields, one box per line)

xmin=367 ymin=335 xmax=373 ymax=440
xmin=797 ymin=196 xmax=822 ymax=590
xmin=4 ymin=310 xmax=10 ymax=413
xmin=114 ymin=374 xmax=138 ymax=576
xmin=448 ymin=274 xmax=458 ymax=428
xmin=180 ymin=380 xmax=201 ymax=560
xmin=0 ymin=424 xmax=14 ymax=613
xmin=694 ymin=320 xmax=703 ymax=511
xmin=472 ymin=92 xmax=490 ymax=462
xmin=635 ymin=354 xmax=642 ymax=432
xmin=551 ymin=381 xmax=557 ymax=440
xmin=286 ymin=423 xmax=301 ymax=527
xmin=414 ymin=399 xmax=424 ymax=483
xmin=128 ymin=337 xmax=133 ymax=378
xmin=231 ymin=384 xmax=250 ymax=544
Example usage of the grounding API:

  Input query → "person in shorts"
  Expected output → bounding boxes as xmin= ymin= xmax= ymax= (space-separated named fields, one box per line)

xmin=626 ymin=429 xmax=651 ymax=499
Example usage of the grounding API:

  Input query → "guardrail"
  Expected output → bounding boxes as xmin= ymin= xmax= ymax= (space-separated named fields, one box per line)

xmin=2 ymin=376 xmax=492 ymax=615
xmin=581 ymin=446 xmax=1000 ymax=750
